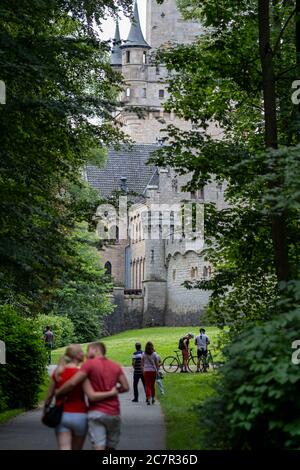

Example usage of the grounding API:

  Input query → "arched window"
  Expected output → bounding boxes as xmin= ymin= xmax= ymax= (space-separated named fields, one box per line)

xmin=104 ymin=261 xmax=112 ymax=276
xmin=191 ymin=267 xmax=198 ymax=279
xmin=203 ymin=266 xmax=208 ymax=278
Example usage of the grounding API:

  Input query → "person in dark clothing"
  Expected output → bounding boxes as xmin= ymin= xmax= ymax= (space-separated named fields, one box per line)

xmin=44 ymin=326 xmax=54 ymax=365
xmin=131 ymin=343 xmax=146 ymax=402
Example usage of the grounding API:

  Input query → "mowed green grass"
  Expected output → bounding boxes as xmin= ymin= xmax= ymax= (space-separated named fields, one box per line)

xmin=159 ymin=372 xmax=217 ymax=450
xmin=52 ymin=326 xmax=221 ymax=365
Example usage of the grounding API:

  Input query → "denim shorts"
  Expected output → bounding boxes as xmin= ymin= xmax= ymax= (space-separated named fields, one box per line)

xmin=56 ymin=412 xmax=88 ymax=436
xmin=88 ymin=411 xmax=121 ymax=449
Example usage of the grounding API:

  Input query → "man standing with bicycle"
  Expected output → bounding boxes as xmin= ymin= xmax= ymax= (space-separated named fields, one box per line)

xmin=180 ymin=333 xmax=194 ymax=373
xmin=195 ymin=328 xmax=210 ymax=372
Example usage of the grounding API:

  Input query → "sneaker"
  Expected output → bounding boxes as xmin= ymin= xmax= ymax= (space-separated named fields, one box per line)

xmin=152 ymin=398 xmax=155 ymax=405
xmin=132 ymin=399 xmax=138 ymax=402
xmin=146 ymin=400 xmax=150 ymax=406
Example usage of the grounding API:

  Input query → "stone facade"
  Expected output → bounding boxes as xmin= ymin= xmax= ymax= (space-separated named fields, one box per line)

xmin=90 ymin=1 xmax=227 ymax=331
xmin=146 ymin=0 xmax=204 ymax=49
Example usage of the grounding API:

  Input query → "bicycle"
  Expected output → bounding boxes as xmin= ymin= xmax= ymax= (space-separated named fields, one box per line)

xmin=162 ymin=348 xmax=202 ymax=373
xmin=188 ymin=348 xmax=215 ymax=373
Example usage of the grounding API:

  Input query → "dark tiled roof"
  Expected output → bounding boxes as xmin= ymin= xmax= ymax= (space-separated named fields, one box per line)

xmin=86 ymin=144 xmax=159 ymax=198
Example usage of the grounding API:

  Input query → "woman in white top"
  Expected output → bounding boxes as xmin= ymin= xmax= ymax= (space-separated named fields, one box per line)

xmin=142 ymin=342 xmax=160 ymax=405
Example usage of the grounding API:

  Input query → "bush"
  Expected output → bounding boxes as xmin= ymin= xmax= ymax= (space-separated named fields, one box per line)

xmin=32 ymin=313 xmax=75 ymax=348
xmin=0 ymin=305 xmax=47 ymax=412
xmin=198 ymin=307 xmax=300 ymax=449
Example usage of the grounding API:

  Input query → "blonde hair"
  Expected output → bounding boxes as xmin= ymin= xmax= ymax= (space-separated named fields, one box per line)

xmin=54 ymin=344 xmax=83 ymax=381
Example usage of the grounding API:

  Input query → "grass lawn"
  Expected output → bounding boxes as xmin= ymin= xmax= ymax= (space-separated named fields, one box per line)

xmin=52 ymin=326 xmax=221 ymax=365
xmin=159 ymin=372 xmax=217 ymax=450
xmin=51 ymin=326 xmax=221 ymax=450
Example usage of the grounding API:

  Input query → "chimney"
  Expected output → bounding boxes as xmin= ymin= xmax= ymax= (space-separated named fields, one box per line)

xmin=120 ymin=176 xmax=128 ymax=193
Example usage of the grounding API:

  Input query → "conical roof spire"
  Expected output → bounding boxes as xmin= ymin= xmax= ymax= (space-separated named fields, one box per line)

xmin=121 ymin=1 xmax=150 ymax=49
xmin=111 ymin=22 xmax=122 ymax=66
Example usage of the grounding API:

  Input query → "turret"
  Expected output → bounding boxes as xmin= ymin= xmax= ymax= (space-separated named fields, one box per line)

xmin=110 ymin=22 xmax=122 ymax=72
xmin=120 ymin=1 xmax=151 ymax=106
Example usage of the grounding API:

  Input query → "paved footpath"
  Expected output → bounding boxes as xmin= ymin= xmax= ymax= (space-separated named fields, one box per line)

xmin=0 ymin=367 xmax=165 ymax=450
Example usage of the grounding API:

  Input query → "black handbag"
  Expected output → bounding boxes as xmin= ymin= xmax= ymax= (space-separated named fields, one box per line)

xmin=42 ymin=403 xmax=64 ymax=428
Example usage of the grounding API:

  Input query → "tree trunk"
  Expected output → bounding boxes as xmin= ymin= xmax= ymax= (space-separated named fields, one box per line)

xmin=258 ymin=0 xmax=289 ymax=282
xmin=297 ymin=0 xmax=300 ymax=68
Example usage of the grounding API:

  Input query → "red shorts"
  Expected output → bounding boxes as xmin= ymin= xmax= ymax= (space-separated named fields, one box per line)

xmin=182 ymin=349 xmax=189 ymax=360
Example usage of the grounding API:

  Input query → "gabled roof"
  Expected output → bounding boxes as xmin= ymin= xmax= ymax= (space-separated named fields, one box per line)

xmin=85 ymin=144 xmax=159 ymax=198
xmin=120 ymin=1 xmax=151 ymax=50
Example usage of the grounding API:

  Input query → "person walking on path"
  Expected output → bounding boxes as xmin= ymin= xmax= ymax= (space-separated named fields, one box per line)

xmin=56 ymin=342 xmax=129 ymax=450
xmin=180 ymin=333 xmax=194 ymax=373
xmin=142 ymin=342 xmax=160 ymax=405
xmin=44 ymin=326 xmax=54 ymax=365
xmin=195 ymin=328 xmax=210 ymax=372
xmin=44 ymin=344 xmax=117 ymax=450
xmin=132 ymin=342 xmax=146 ymax=403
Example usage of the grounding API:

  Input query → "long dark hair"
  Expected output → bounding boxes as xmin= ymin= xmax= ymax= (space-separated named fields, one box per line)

xmin=145 ymin=341 xmax=154 ymax=355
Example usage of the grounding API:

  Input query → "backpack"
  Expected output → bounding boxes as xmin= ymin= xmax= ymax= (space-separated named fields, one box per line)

xmin=178 ymin=337 xmax=185 ymax=350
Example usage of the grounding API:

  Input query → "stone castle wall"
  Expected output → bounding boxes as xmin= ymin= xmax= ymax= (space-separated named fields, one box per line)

xmin=146 ymin=0 xmax=203 ymax=49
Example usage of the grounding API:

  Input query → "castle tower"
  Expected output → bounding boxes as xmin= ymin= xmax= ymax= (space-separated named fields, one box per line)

xmin=120 ymin=1 xmax=151 ymax=109
xmin=142 ymin=183 xmax=167 ymax=327
xmin=110 ymin=22 xmax=122 ymax=73
xmin=146 ymin=0 xmax=203 ymax=49
xmin=112 ymin=1 xmax=200 ymax=144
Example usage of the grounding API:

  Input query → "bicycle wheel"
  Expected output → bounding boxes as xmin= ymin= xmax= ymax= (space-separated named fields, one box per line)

xmin=162 ymin=355 xmax=180 ymax=373
xmin=188 ymin=356 xmax=198 ymax=373
xmin=207 ymin=351 xmax=215 ymax=371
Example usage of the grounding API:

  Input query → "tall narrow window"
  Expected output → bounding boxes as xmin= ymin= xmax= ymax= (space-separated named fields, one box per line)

xmin=126 ymin=51 xmax=130 ymax=63
xmin=142 ymin=88 xmax=147 ymax=98
xmin=159 ymin=89 xmax=165 ymax=99
xmin=104 ymin=261 xmax=112 ymax=276
xmin=156 ymin=65 xmax=160 ymax=75
xmin=143 ymin=51 xmax=147 ymax=64
xmin=170 ymin=211 xmax=175 ymax=242
xmin=126 ymin=87 xmax=131 ymax=98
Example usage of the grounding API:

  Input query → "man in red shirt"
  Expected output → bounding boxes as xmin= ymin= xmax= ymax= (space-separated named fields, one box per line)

xmin=56 ymin=342 xmax=129 ymax=450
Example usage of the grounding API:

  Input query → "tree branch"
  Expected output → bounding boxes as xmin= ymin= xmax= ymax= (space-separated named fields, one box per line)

xmin=273 ymin=8 xmax=296 ymax=55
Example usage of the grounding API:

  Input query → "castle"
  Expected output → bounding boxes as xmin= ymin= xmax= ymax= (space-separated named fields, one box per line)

xmin=85 ymin=0 xmax=226 ymax=333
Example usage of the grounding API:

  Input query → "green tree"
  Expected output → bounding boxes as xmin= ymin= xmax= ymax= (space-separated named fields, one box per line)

xmin=150 ymin=0 xmax=300 ymax=331
xmin=149 ymin=0 xmax=300 ymax=449
xmin=46 ymin=223 xmax=114 ymax=343
xmin=0 ymin=0 xmax=131 ymax=313
xmin=0 ymin=0 xmax=132 ymax=410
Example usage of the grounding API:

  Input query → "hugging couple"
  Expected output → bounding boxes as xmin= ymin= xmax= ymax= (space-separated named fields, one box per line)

xmin=44 ymin=342 xmax=129 ymax=450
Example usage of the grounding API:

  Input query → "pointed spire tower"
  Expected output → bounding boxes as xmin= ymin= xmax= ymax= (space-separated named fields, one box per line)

xmin=121 ymin=1 xmax=150 ymax=50
xmin=110 ymin=22 xmax=122 ymax=71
